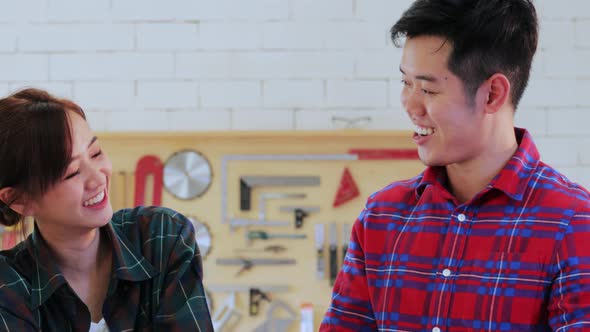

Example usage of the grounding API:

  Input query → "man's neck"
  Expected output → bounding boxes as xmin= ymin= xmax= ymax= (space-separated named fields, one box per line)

xmin=445 ymin=128 xmax=518 ymax=205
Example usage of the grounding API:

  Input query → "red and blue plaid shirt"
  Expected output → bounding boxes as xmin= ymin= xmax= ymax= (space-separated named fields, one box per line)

xmin=321 ymin=128 xmax=590 ymax=332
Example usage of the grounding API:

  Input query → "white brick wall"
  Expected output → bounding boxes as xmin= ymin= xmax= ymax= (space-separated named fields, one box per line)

xmin=0 ymin=0 xmax=589 ymax=186
xmin=201 ymin=80 xmax=261 ymax=108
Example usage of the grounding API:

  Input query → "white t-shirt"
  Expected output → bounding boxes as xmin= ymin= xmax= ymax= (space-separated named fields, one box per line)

xmin=89 ymin=319 xmax=109 ymax=332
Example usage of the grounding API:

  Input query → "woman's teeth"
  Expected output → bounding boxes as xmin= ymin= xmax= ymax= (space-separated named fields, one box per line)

xmin=415 ymin=126 xmax=434 ymax=136
xmin=83 ymin=191 xmax=105 ymax=206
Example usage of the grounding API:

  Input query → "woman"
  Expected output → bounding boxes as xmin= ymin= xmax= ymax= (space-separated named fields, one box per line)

xmin=0 ymin=88 xmax=213 ymax=331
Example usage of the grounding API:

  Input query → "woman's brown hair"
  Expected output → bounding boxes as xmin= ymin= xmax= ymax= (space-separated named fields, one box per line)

xmin=0 ymin=88 xmax=86 ymax=227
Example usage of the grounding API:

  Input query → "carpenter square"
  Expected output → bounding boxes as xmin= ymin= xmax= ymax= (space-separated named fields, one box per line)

xmin=259 ymin=192 xmax=306 ymax=221
xmin=240 ymin=176 xmax=320 ymax=211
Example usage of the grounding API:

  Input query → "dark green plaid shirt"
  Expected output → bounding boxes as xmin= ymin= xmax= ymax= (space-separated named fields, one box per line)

xmin=0 ymin=206 xmax=213 ymax=332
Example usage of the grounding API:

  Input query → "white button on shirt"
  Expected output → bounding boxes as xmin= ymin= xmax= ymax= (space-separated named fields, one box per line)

xmin=457 ymin=213 xmax=466 ymax=222
xmin=432 ymin=327 xmax=441 ymax=332
xmin=442 ymin=269 xmax=451 ymax=277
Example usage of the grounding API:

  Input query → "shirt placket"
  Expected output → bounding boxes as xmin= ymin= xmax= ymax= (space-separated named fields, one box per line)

xmin=427 ymin=207 xmax=470 ymax=332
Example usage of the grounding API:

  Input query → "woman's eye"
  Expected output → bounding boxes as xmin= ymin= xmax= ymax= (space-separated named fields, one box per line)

xmin=64 ymin=170 xmax=80 ymax=180
xmin=92 ymin=150 xmax=102 ymax=158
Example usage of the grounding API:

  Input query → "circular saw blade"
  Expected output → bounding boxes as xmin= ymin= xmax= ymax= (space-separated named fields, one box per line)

xmin=163 ymin=150 xmax=212 ymax=200
xmin=188 ymin=216 xmax=212 ymax=259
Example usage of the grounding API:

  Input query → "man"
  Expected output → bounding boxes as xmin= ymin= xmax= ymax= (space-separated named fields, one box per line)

xmin=320 ymin=0 xmax=590 ymax=331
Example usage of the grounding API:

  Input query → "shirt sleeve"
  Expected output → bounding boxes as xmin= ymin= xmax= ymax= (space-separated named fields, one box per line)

xmin=0 ymin=307 xmax=37 ymax=332
xmin=548 ymin=205 xmax=590 ymax=331
xmin=319 ymin=209 xmax=378 ymax=332
xmin=151 ymin=211 xmax=214 ymax=332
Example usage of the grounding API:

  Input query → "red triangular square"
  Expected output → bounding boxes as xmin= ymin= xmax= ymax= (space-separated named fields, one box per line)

xmin=333 ymin=167 xmax=360 ymax=207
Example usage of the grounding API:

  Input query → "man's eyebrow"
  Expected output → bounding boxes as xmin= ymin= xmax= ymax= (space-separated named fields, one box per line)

xmin=70 ymin=136 xmax=98 ymax=161
xmin=400 ymin=66 xmax=439 ymax=83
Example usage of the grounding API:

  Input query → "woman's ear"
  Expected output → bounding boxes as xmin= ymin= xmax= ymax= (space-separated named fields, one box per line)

xmin=0 ymin=187 xmax=32 ymax=216
xmin=483 ymin=73 xmax=511 ymax=114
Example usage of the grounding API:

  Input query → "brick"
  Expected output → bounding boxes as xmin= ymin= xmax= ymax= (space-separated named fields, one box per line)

xmin=0 ymin=83 xmax=9 ymax=96
xmin=0 ymin=26 xmax=17 ymax=52
xmin=50 ymin=53 xmax=174 ymax=80
xmin=112 ymin=0 xmax=287 ymax=21
xmin=263 ymin=22 xmax=324 ymax=49
xmin=74 ymin=82 xmax=135 ymax=109
xmin=389 ymin=79 xmax=404 ymax=108
xmin=111 ymin=0 xmax=200 ymax=21
xmin=355 ymin=0 xmax=415 ymax=21
xmin=576 ymin=20 xmax=590 ymax=48
xmin=232 ymin=110 xmax=294 ymax=130
xmin=578 ymin=168 xmax=590 ymax=189
xmin=106 ymin=110 xmax=168 ymax=131
xmin=575 ymin=80 xmax=590 ymax=107
xmin=176 ymin=52 xmax=232 ymax=79
xmin=19 ymin=24 xmax=134 ymax=51
xmin=535 ymin=137 xmax=579 ymax=167
xmin=580 ymin=139 xmax=590 ymax=165
xmin=295 ymin=109 xmax=411 ymax=130
xmin=326 ymin=80 xmax=388 ymax=108
xmin=167 ymin=110 xmax=231 ymax=130
xmin=46 ymin=0 xmax=109 ymax=22
xmin=535 ymin=0 xmax=588 ymax=20
xmin=543 ymin=50 xmax=590 ymax=77
xmin=137 ymin=23 xmax=199 ymax=50
xmin=0 ymin=0 xmax=47 ymax=22
xmin=547 ymin=109 xmax=590 ymax=136
xmin=9 ymin=82 xmax=73 ymax=98
xmin=519 ymin=79 xmax=577 ymax=108
xmin=137 ymin=81 xmax=198 ymax=108
xmin=85 ymin=111 xmax=106 ymax=132
xmin=538 ymin=20 xmax=575 ymax=50
xmin=199 ymin=22 xmax=261 ymax=50
xmin=356 ymin=49 xmax=401 ymax=79
xmin=0 ymin=55 xmax=48 ymax=81
xmin=197 ymin=0 xmax=288 ymax=20
xmin=200 ymin=80 xmax=260 ymax=108
xmin=324 ymin=22 xmax=388 ymax=49
xmin=292 ymin=0 xmax=353 ymax=20
xmin=263 ymin=80 xmax=323 ymax=108
xmin=231 ymin=52 xmax=354 ymax=79
xmin=514 ymin=108 xmax=547 ymax=137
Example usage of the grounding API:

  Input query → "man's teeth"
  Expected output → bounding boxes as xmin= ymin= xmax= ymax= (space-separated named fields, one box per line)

xmin=83 ymin=191 xmax=105 ymax=206
xmin=415 ymin=126 xmax=434 ymax=136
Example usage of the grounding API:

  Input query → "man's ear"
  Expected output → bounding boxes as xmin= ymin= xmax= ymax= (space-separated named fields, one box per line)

xmin=483 ymin=73 xmax=511 ymax=114
xmin=0 ymin=187 xmax=33 ymax=216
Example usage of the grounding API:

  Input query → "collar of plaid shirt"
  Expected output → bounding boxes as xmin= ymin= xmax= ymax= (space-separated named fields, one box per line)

xmin=27 ymin=221 xmax=160 ymax=311
xmin=415 ymin=127 xmax=539 ymax=202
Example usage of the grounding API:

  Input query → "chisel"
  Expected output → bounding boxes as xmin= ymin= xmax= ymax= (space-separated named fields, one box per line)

xmin=342 ymin=223 xmax=350 ymax=265
xmin=329 ymin=223 xmax=338 ymax=286
xmin=314 ymin=224 xmax=325 ymax=280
